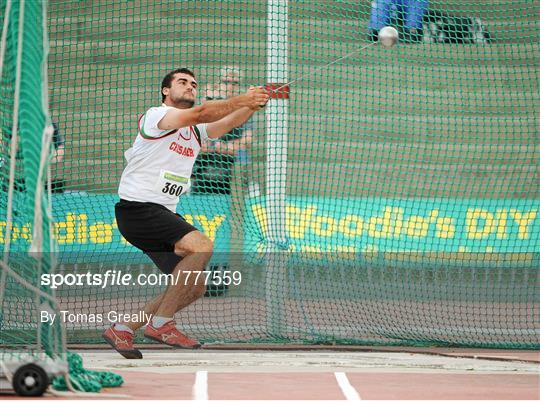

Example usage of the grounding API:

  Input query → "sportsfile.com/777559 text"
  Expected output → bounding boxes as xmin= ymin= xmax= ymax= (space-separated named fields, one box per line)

xmin=40 ymin=269 xmax=242 ymax=289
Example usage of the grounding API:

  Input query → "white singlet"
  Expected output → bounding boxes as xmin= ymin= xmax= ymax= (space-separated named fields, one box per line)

xmin=118 ymin=104 xmax=210 ymax=211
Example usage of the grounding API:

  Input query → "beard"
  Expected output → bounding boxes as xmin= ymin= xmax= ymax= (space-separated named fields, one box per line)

xmin=172 ymin=95 xmax=195 ymax=108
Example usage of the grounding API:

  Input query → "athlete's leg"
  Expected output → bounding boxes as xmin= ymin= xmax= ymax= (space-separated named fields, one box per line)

xmin=124 ymin=250 xmax=184 ymax=332
xmin=125 ymin=293 xmax=164 ymax=332
xmin=125 ymin=230 xmax=213 ymax=331
xmin=141 ymin=231 xmax=212 ymax=349
xmin=154 ymin=231 xmax=213 ymax=317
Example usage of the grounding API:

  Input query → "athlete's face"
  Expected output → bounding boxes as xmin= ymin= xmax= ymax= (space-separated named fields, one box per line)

xmin=163 ymin=73 xmax=198 ymax=108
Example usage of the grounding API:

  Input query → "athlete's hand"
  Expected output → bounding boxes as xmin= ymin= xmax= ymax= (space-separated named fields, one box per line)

xmin=243 ymin=86 xmax=270 ymax=110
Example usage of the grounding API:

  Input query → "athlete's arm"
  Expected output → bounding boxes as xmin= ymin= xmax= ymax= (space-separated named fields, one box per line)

xmin=204 ymin=129 xmax=252 ymax=155
xmin=157 ymin=88 xmax=268 ymax=130
xmin=206 ymin=107 xmax=255 ymax=139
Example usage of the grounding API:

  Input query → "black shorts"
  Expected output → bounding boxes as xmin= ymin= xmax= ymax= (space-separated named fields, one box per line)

xmin=115 ymin=199 xmax=198 ymax=274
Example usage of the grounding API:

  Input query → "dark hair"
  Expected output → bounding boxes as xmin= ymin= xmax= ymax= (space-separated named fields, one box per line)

xmin=161 ymin=68 xmax=195 ymax=102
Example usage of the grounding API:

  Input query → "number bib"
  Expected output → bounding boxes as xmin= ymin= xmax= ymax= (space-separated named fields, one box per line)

xmin=154 ymin=169 xmax=190 ymax=198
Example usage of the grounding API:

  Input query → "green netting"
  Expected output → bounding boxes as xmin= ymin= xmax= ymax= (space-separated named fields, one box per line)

xmin=52 ymin=352 xmax=123 ymax=392
xmin=4 ymin=0 xmax=539 ymax=350
xmin=0 ymin=0 xmax=65 ymax=367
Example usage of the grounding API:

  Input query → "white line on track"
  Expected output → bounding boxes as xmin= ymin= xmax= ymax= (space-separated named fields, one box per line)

xmin=335 ymin=372 xmax=361 ymax=400
xmin=192 ymin=370 xmax=208 ymax=400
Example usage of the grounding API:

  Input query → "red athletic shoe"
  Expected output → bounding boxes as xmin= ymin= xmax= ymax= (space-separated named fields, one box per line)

xmin=102 ymin=325 xmax=143 ymax=359
xmin=144 ymin=321 xmax=201 ymax=349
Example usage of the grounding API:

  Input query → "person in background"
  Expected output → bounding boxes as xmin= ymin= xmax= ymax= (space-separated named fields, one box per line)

xmin=191 ymin=66 xmax=257 ymax=297
xmin=368 ymin=0 xmax=429 ymax=43
xmin=0 ymin=121 xmax=65 ymax=193
xmin=191 ymin=66 xmax=253 ymax=195
xmin=50 ymin=122 xmax=66 ymax=193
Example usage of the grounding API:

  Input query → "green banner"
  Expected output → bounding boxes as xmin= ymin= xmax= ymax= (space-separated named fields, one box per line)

xmin=3 ymin=194 xmax=538 ymax=264
xmin=1 ymin=193 xmax=231 ymax=263
xmin=245 ymin=197 xmax=539 ymax=254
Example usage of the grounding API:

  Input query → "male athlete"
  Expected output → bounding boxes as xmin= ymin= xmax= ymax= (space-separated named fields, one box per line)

xmin=103 ymin=68 xmax=269 ymax=358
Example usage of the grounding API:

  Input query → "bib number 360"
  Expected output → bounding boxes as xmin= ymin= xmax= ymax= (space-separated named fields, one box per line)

xmin=162 ymin=182 xmax=183 ymax=196
xmin=154 ymin=170 xmax=190 ymax=198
